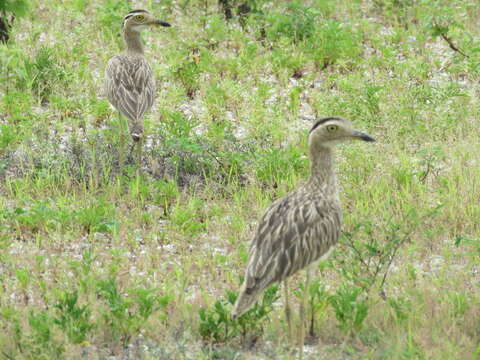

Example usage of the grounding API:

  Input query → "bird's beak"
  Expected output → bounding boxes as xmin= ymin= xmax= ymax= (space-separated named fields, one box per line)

xmin=352 ymin=130 xmax=376 ymax=142
xmin=151 ymin=19 xmax=171 ymax=27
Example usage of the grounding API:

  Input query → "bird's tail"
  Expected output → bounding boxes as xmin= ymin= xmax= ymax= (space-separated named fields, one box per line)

xmin=232 ymin=284 xmax=261 ymax=320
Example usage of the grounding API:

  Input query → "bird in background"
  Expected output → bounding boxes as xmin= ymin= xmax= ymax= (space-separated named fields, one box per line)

xmin=104 ymin=9 xmax=170 ymax=167
xmin=232 ymin=117 xmax=375 ymax=358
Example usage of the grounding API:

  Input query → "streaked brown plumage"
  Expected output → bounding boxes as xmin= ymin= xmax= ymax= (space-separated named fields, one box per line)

xmin=232 ymin=117 xmax=375 ymax=352
xmin=105 ymin=9 xmax=170 ymax=142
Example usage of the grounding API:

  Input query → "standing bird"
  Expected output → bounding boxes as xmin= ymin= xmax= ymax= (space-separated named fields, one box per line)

xmin=105 ymin=9 xmax=171 ymax=166
xmin=232 ymin=117 xmax=375 ymax=357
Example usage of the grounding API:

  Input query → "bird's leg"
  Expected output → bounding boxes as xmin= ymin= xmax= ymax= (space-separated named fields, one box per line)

xmin=118 ymin=112 xmax=127 ymax=172
xmin=130 ymin=121 xmax=144 ymax=171
xmin=309 ymin=273 xmax=318 ymax=339
xmin=133 ymin=137 xmax=143 ymax=171
xmin=298 ymin=267 xmax=311 ymax=360
xmin=284 ymin=279 xmax=293 ymax=344
xmin=309 ymin=300 xmax=315 ymax=339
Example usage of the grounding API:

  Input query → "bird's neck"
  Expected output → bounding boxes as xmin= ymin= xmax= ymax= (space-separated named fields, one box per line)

xmin=123 ymin=27 xmax=144 ymax=55
xmin=307 ymin=145 xmax=336 ymax=190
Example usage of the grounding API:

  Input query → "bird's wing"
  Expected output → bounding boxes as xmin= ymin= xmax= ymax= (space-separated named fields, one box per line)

xmin=105 ymin=55 xmax=156 ymax=122
xmin=244 ymin=192 xmax=341 ymax=293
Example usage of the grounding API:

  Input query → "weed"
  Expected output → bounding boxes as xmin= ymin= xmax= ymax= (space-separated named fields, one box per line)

xmin=198 ymin=285 xmax=279 ymax=344
xmin=29 ymin=47 xmax=68 ymax=103
xmin=152 ymin=179 xmax=179 ymax=211
xmin=171 ymin=46 xmax=203 ymax=98
xmin=264 ymin=2 xmax=321 ymax=43
xmin=28 ymin=311 xmax=65 ymax=358
xmin=53 ymin=290 xmax=94 ymax=344
xmin=307 ymin=20 xmax=362 ymax=69
xmin=387 ymin=296 xmax=412 ymax=324
xmin=0 ymin=46 xmax=68 ymax=103
xmin=96 ymin=0 xmax=130 ymax=37
xmin=96 ymin=277 xmax=170 ymax=345
xmin=306 ymin=279 xmax=329 ymax=337
xmin=169 ymin=197 xmax=206 ymax=237
xmin=455 ymin=236 xmax=480 ymax=257
xmin=336 ymin=205 xmax=441 ymax=297
xmin=253 ymin=145 xmax=306 ymax=187
xmin=75 ymin=199 xmax=118 ymax=234
xmin=329 ymin=284 xmax=369 ymax=334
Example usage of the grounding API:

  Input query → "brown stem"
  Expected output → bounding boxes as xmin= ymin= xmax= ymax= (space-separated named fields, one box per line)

xmin=440 ymin=32 xmax=469 ymax=58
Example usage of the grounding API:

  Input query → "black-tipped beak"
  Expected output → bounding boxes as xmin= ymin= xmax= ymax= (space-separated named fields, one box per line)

xmin=353 ymin=130 xmax=376 ymax=142
xmin=153 ymin=19 xmax=171 ymax=27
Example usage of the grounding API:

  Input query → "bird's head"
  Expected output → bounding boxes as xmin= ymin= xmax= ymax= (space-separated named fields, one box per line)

xmin=308 ymin=117 xmax=375 ymax=150
xmin=123 ymin=9 xmax=171 ymax=32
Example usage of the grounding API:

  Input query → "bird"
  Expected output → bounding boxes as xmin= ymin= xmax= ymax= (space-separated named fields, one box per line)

xmin=232 ymin=117 xmax=375 ymax=357
xmin=104 ymin=9 xmax=171 ymax=167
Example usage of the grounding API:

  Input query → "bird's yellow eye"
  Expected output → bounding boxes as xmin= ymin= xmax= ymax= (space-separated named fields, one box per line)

xmin=134 ymin=14 xmax=145 ymax=21
xmin=326 ymin=124 xmax=338 ymax=133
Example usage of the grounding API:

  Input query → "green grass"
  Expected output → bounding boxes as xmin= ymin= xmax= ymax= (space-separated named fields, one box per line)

xmin=0 ymin=0 xmax=479 ymax=358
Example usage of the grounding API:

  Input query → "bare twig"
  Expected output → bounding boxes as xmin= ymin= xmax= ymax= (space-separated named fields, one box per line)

xmin=433 ymin=20 xmax=469 ymax=58
xmin=439 ymin=32 xmax=469 ymax=58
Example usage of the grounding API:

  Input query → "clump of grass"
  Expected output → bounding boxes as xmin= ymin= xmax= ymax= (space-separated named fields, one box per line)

xmin=29 ymin=46 xmax=68 ymax=103
xmin=2 ymin=46 xmax=68 ymax=104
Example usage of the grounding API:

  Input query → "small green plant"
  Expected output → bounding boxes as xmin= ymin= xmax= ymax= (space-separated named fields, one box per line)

xmin=133 ymin=287 xmax=172 ymax=321
xmin=169 ymin=198 xmax=206 ymax=236
xmin=198 ymin=285 xmax=279 ymax=344
xmin=152 ymin=179 xmax=179 ymax=212
xmin=97 ymin=278 xmax=134 ymax=344
xmin=96 ymin=0 xmax=129 ymax=37
xmin=29 ymin=311 xmax=52 ymax=345
xmin=28 ymin=310 xmax=65 ymax=357
xmin=306 ymin=20 xmax=361 ymax=69
xmin=329 ymin=284 xmax=369 ymax=335
xmin=329 ymin=205 xmax=441 ymax=334
xmin=75 ymin=199 xmax=118 ymax=234
xmin=337 ymin=205 xmax=441 ymax=296
xmin=172 ymin=47 xmax=203 ymax=98
xmin=234 ymin=285 xmax=279 ymax=341
xmin=97 ymin=278 xmax=170 ymax=344
xmin=22 ymin=46 xmax=68 ymax=103
xmin=253 ymin=145 xmax=306 ymax=187
xmin=68 ymin=250 xmax=96 ymax=294
xmin=198 ymin=297 xmax=235 ymax=344
xmin=0 ymin=122 xmax=17 ymax=150
xmin=264 ymin=2 xmax=321 ymax=43
xmin=306 ymin=279 xmax=329 ymax=337
xmin=415 ymin=146 xmax=445 ymax=183
xmin=8 ymin=201 xmax=71 ymax=235
xmin=454 ymin=236 xmax=480 ymax=257
xmin=157 ymin=109 xmax=246 ymax=183
xmin=387 ymin=296 xmax=412 ymax=324
xmin=372 ymin=0 xmax=415 ymax=25
xmin=53 ymin=290 xmax=94 ymax=344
